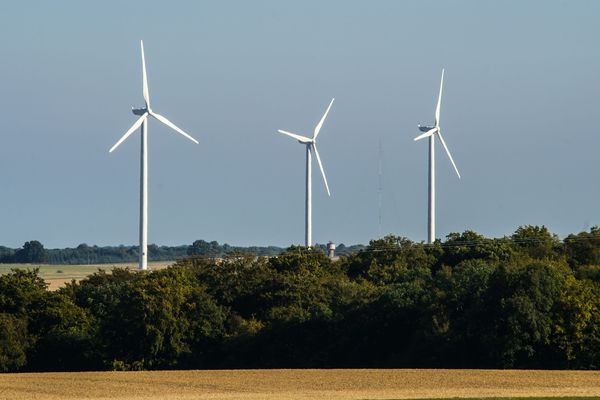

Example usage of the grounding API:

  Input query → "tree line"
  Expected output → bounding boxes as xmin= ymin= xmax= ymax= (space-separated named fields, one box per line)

xmin=0 ymin=240 xmax=363 ymax=265
xmin=0 ymin=225 xmax=598 ymax=372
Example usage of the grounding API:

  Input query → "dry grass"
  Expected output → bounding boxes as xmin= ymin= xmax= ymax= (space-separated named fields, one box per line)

xmin=0 ymin=369 xmax=598 ymax=400
xmin=0 ymin=261 xmax=173 ymax=290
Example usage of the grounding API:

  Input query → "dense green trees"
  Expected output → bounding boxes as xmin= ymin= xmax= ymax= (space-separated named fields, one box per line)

xmin=13 ymin=241 xmax=47 ymax=263
xmin=0 ymin=313 xmax=28 ymax=371
xmin=0 ymin=226 xmax=599 ymax=371
xmin=480 ymin=261 xmax=568 ymax=367
xmin=1 ymin=240 xmax=363 ymax=265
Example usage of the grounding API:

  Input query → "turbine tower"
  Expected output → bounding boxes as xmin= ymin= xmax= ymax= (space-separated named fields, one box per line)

xmin=277 ymin=98 xmax=334 ymax=247
xmin=414 ymin=69 xmax=461 ymax=244
xmin=109 ymin=41 xmax=198 ymax=270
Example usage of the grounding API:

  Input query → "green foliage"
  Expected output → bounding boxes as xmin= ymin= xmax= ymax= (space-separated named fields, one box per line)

xmin=481 ymin=260 xmax=569 ymax=367
xmin=430 ymin=259 xmax=496 ymax=366
xmin=174 ymin=253 xmax=273 ymax=321
xmin=342 ymin=235 xmax=434 ymax=284
xmin=553 ymin=276 xmax=600 ymax=368
xmin=0 ymin=313 xmax=28 ymax=371
xmin=26 ymin=291 xmax=97 ymax=370
xmin=187 ymin=239 xmax=285 ymax=258
xmin=442 ymin=231 xmax=515 ymax=266
xmin=0 ymin=246 xmax=15 ymax=262
xmin=0 ymin=228 xmax=600 ymax=371
xmin=564 ymin=227 xmax=600 ymax=267
xmin=1 ymin=240 xmax=288 ymax=265
xmin=187 ymin=240 xmax=222 ymax=257
xmin=14 ymin=240 xmax=47 ymax=263
xmin=269 ymin=246 xmax=331 ymax=273
xmin=0 ymin=268 xmax=47 ymax=314
xmin=68 ymin=267 xmax=226 ymax=369
xmin=511 ymin=225 xmax=561 ymax=260
xmin=575 ymin=265 xmax=600 ymax=282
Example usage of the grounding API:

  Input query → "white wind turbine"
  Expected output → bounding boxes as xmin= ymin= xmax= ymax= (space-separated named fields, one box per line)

xmin=277 ymin=98 xmax=334 ymax=247
xmin=413 ymin=69 xmax=461 ymax=244
xmin=109 ymin=40 xmax=198 ymax=270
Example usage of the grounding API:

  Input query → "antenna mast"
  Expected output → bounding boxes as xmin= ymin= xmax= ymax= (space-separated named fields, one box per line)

xmin=378 ymin=137 xmax=383 ymax=239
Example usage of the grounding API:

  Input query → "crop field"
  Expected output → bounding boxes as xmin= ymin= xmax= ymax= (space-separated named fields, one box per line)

xmin=0 ymin=369 xmax=598 ymax=400
xmin=0 ymin=261 xmax=173 ymax=290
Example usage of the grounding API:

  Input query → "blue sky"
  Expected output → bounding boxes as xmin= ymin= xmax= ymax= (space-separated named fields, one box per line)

xmin=1 ymin=0 xmax=599 ymax=248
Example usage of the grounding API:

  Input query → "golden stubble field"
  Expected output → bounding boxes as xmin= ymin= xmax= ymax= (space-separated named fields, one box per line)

xmin=0 ymin=369 xmax=599 ymax=400
xmin=0 ymin=262 xmax=173 ymax=290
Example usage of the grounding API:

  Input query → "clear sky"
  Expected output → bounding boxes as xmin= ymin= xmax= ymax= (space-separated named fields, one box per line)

xmin=1 ymin=0 xmax=599 ymax=249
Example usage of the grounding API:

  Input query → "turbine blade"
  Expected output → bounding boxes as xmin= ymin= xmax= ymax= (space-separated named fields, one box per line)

xmin=312 ymin=144 xmax=331 ymax=196
xmin=435 ymin=69 xmax=444 ymax=127
xmin=313 ymin=98 xmax=335 ymax=139
xmin=141 ymin=40 xmax=150 ymax=109
xmin=277 ymin=129 xmax=311 ymax=143
xmin=109 ymin=113 xmax=147 ymax=153
xmin=437 ymin=129 xmax=461 ymax=179
xmin=150 ymin=112 xmax=199 ymax=144
xmin=414 ymin=127 xmax=437 ymax=141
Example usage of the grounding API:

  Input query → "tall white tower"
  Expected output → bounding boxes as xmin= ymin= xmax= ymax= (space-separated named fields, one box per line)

xmin=109 ymin=41 xmax=199 ymax=270
xmin=414 ymin=69 xmax=461 ymax=244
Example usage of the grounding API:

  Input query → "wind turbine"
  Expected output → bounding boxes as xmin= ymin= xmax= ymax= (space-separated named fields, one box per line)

xmin=413 ymin=69 xmax=461 ymax=244
xmin=277 ymin=98 xmax=334 ymax=247
xmin=109 ymin=40 xmax=198 ymax=270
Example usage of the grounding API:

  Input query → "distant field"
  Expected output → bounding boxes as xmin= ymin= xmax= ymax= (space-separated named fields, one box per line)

xmin=0 ymin=369 xmax=598 ymax=400
xmin=0 ymin=261 xmax=173 ymax=290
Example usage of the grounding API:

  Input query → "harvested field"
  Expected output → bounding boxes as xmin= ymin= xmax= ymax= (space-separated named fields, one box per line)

xmin=0 ymin=369 xmax=598 ymax=400
xmin=0 ymin=261 xmax=173 ymax=290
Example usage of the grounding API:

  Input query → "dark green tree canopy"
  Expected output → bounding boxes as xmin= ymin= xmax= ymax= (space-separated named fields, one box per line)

xmin=0 ymin=226 xmax=599 ymax=371
xmin=14 ymin=241 xmax=47 ymax=263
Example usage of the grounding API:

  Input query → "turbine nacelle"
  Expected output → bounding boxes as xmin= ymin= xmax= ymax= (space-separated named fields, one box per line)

xmin=418 ymin=124 xmax=435 ymax=133
xmin=132 ymin=107 xmax=147 ymax=116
